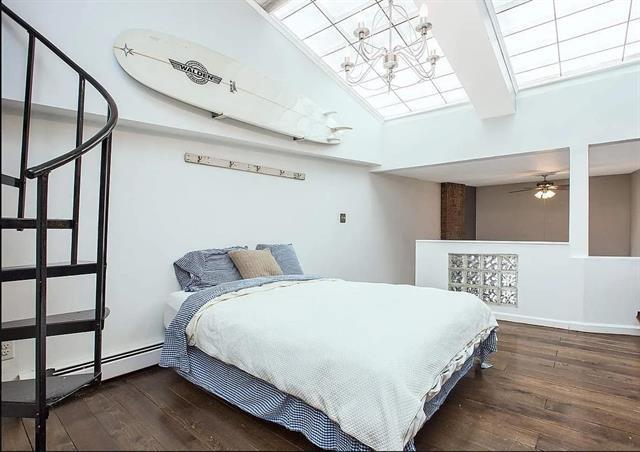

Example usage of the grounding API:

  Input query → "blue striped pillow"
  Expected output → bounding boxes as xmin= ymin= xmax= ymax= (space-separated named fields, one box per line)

xmin=255 ymin=244 xmax=303 ymax=275
xmin=174 ymin=247 xmax=247 ymax=291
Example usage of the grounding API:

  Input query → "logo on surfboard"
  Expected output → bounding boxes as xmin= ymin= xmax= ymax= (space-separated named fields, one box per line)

xmin=169 ymin=59 xmax=222 ymax=85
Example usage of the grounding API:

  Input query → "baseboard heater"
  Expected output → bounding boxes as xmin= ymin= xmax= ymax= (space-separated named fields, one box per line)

xmin=52 ymin=343 xmax=164 ymax=380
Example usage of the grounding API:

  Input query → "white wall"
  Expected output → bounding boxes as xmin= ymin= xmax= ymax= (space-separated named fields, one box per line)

xmin=380 ymin=64 xmax=640 ymax=170
xmin=416 ymin=240 xmax=640 ymax=335
xmin=0 ymin=0 xmax=382 ymax=165
xmin=1 ymin=110 xmax=440 ymax=380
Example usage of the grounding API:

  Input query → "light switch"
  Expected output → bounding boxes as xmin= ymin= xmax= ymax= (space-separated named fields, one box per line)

xmin=340 ymin=213 xmax=346 ymax=223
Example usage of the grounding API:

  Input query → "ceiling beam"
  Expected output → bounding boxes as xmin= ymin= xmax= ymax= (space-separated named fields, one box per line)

xmin=420 ymin=0 xmax=516 ymax=119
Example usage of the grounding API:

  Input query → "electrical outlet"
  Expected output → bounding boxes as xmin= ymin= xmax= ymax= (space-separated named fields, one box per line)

xmin=2 ymin=342 xmax=14 ymax=361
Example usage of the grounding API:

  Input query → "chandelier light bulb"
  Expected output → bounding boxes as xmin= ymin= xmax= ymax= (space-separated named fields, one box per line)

xmin=419 ymin=3 xmax=429 ymax=19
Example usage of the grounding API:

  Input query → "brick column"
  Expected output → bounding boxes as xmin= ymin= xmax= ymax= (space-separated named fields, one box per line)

xmin=441 ymin=182 xmax=467 ymax=240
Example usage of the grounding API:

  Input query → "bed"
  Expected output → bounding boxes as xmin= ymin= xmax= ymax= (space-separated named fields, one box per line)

xmin=160 ymin=275 xmax=498 ymax=451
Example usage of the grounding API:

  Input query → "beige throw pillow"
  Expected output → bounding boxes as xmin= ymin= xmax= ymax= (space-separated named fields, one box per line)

xmin=228 ymin=249 xmax=283 ymax=279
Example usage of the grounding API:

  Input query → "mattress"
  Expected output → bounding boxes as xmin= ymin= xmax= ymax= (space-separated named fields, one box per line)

xmin=163 ymin=290 xmax=191 ymax=329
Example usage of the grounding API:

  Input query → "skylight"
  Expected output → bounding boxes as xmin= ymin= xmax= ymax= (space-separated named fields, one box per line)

xmin=493 ymin=0 xmax=640 ymax=89
xmin=271 ymin=0 xmax=469 ymax=119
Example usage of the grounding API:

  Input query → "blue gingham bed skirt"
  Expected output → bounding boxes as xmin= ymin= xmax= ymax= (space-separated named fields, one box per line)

xmin=174 ymin=329 xmax=497 ymax=451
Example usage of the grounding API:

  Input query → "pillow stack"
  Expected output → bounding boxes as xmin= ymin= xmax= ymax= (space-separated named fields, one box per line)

xmin=173 ymin=243 xmax=304 ymax=291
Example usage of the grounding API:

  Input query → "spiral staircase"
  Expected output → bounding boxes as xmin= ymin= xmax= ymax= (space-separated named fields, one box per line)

xmin=1 ymin=4 xmax=118 ymax=451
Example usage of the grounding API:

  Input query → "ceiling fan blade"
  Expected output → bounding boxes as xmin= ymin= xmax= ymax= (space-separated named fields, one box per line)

xmin=557 ymin=186 xmax=569 ymax=190
xmin=509 ymin=188 xmax=535 ymax=193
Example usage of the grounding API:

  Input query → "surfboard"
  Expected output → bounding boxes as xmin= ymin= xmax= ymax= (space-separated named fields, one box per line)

xmin=113 ymin=29 xmax=352 ymax=144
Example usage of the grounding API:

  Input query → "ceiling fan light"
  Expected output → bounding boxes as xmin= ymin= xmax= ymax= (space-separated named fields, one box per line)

xmin=535 ymin=189 xmax=556 ymax=200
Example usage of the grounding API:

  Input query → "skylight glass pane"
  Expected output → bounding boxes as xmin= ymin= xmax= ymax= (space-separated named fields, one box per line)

xmin=337 ymin=3 xmax=386 ymax=42
xmin=366 ymin=27 xmax=404 ymax=50
xmin=392 ymin=67 xmax=422 ymax=87
xmin=271 ymin=0 xmax=468 ymax=118
xmin=554 ymin=0 xmax=610 ymax=18
xmin=515 ymin=63 xmax=561 ymax=87
xmin=504 ymin=21 xmax=557 ymax=56
xmin=632 ymin=0 xmax=640 ymax=20
xmin=406 ymin=94 xmax=445 ymax=111
xmin=353 ymin=77 xmax=390 ymax=97
xmin=559 ymin=23 xmax=627 ymax=60
xmin=556 ymin=0 xmax=630 ymax=41
xmin=315 ymin=0 xmax=373 ymax=22
xmin=510 ymin=44 xmax=558 ymax=73
xmin=627 ymin=18 xmax=640 ymax=43
xmin=304 ymin=26 xmax=348 ymax=55
xmin=497 ymin=0 xmax=555 ymax=36
xmin=396 ymin=17 xmax=428 ymax=45
xmin=282 ymin=4 xmax=331 ymax=39
xmin=379 ymin=0 xmax=419 ymax=24
xmin=624 ymin=40 xmax=640 ymax=58
xmin=395 ymin=81 xmax=438 ymax=101
xmin=273 ymin=0 xmax=310 ymax=20
xmin=366 ymin=91 xmax=402 ymax=108
xmin=562 ymin=46 xmax=623 ymax=74
xmin=433 ymin=73 xmax=462 ymax=92
xmin=442 ymin=88 xmax=469 ymax=104
xmin=378 ymin=103 xmax=410 ymax=116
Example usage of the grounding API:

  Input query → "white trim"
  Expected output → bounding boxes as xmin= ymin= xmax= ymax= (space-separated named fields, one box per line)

xmin=494 ymin=312 xmax=640 ymax=336
xmin=415 ymin=239 xmax=569 ymax=245
xmin=244 ymin=0 xmax=384 ymax=123
xmin=2 ymin=98 xmax=380 ymax=168
xmin=99 ymin=348 xmax=161 ymax=380
xmin=18 ymin=346 xmax=162 ymax=381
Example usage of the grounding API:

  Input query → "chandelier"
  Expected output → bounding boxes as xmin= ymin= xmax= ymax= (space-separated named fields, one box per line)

xmin=340 ymin=1 xmax=440 ymax=91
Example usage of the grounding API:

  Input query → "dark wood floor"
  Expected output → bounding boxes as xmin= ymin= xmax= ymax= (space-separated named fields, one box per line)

xmin=2 ymin=320 xmax=640 ymax=451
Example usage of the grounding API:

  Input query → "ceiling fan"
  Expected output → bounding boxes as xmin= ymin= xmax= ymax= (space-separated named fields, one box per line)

xmin=509 ymin=174 xmax=569 ymax=199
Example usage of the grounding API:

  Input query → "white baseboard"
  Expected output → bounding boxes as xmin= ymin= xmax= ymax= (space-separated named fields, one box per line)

xmin=494 ymin=312 xmax=640 ymax=336
xmin=55 ymin=343 xmax=163 ymax=380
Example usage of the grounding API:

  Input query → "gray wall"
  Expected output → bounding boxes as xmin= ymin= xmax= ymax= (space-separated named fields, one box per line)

xmin=631 ymin=170 xmax=640 ymax=256
xmin=476 ymin=179 xmax=570 ymax=242
xmin=475 ymin=175 xmax=638 ymax=255
xmin=588 ymin=174 xmax=634 ymax=257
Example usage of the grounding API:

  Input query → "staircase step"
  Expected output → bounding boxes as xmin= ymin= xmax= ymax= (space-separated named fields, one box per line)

xmin=1 ymin=262 xmax=98 ymax=282
xmin=1 ymin=217 xmax=74 ymax=229
xmin=1 ymin=372 xmax=100 ymax=418
xmin=1 ymin=308 xmax=110 ymax=341
xmin=1 ymin=174 xmax=21 ymax=188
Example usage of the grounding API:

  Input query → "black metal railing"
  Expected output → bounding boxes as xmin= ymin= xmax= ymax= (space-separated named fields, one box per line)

xmin=1 ymin=4 xmax=118 ymax=451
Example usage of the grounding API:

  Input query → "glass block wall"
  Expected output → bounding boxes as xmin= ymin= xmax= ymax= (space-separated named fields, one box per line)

xmin=448 ymin=254 xmax=518 ymax=305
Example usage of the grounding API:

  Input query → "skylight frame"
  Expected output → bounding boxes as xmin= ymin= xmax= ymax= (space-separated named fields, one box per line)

xmin=492 ymin=0 xmax=640 ymax=90
xmin=270 ymin=0 xmax=471 ymax=120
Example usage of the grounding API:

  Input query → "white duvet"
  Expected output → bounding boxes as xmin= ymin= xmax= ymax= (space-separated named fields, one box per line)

xmin=186 ymin=279 xmax=497 ymax=451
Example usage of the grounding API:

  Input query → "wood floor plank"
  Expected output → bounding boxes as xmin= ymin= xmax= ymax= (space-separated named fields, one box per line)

xmin=82 ymin=387 xmax=164 ymax=451
xmin=128 ymin=369 xmax=258 ymax=450
xmin=169 ymin=376 xmax=304 ymax=451
xmin=54 ymin=396 xmax=120 ymax=451
xmin=101 ymin=378 xmax=211 ymax=451
xmin=4 ymin=321 xmax=638 ymax=451
xmin=1 ymin=417 xmax=32 ymax=451
xmin=22 ymin=409 xmax=76 ymax=451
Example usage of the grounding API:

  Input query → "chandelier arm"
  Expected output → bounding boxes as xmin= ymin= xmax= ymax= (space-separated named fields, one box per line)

xmin=396 ymin=51 xmax=436 ymax=80
xmin=344 ymin=55 xmax=383 ymax=85
xmin=361 ymin=41 xmax=385 ymax=60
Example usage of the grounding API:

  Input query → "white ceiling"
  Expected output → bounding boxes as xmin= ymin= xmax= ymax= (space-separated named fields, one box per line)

xmin=386 ymin=140 xmax=640 ymax=185
xmin=387 ymin=148 xmax=571 ymax=186
xmin=589 ymin=139 xmax=640 ymax=176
